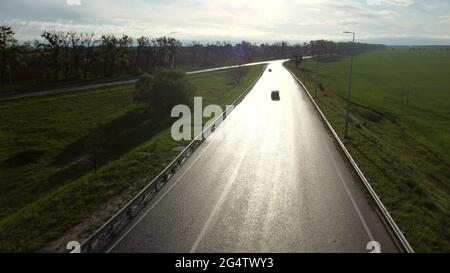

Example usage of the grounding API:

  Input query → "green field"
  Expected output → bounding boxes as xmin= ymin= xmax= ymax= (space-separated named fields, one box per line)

xmin=0 ymin=65 xmax=264 ymax=252
xmin=286 ymin=49 xmax=450 ymax=252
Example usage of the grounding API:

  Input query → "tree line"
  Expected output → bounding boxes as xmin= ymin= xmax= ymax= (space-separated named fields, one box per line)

xmin=0 ymin=26 xmax=385 ymax=90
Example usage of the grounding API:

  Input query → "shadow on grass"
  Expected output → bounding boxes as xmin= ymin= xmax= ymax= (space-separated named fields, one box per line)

xmin=317 ymin=55 xmax=345 ymax=63
xmin=39 ymin=108 xmax=171 ymax=192
xmin=349 ymin=134 xmax=397 ymax=187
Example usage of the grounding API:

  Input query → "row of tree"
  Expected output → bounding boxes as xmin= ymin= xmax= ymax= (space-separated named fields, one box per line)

xmin=0 ymin=26 xmax=22 ymax=88
xmin=0 ymin=26 xmax=386 ymax=89
xmin=0 ymin=28 xmax=185 ymax=88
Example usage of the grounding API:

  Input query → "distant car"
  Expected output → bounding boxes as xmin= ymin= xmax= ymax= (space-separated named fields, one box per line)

xmin=268 ymin=68 xmax=272 ymax=72
xmin=271 ymin=90 xmax=280 ymax=101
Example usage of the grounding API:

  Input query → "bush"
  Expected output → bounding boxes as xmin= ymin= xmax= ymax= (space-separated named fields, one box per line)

xmin=134 ymin=68 xmax=194 ymax=113
xmin=227 ymin=66 xmax=249 ymax=86
xmin=319 ymin=82 xmax=324 ymax=91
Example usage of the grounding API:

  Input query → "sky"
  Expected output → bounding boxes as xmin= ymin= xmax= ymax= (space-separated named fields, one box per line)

xmin=1 ymin=0 xmax=449 ymax=45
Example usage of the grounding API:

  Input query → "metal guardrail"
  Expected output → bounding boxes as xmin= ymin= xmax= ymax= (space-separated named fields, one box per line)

xmin=284 ymin=64 xmax=414 ymax=253
xmin=79 ymin=65 xmax=267 ymax=253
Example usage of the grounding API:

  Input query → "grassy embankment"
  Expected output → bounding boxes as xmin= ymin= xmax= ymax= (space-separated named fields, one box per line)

xmin=286 ymin=49 xmax=450 ymax=252
xmin=0 ymin=64 xmax=264 ymax=252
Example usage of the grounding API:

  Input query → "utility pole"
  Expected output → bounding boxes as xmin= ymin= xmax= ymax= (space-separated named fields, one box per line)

xmin=343 ymin=31 xmax=355 ymax=140
xmin=406 ymin=86 xmax=410 ymax=106
xmin=314 ymin=56 xmax=319 ymax=98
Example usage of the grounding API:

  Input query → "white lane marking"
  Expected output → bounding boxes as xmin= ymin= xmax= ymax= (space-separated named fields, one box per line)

xmin=107 ymin=140 xmax=216 ymax=253
xmin=188 ymin=100 xmax=258 ymax=253
xmin=325 ymin=144 xmax=375 ymax=242
xmin=189 ymin=147 xmax=247 ymax=253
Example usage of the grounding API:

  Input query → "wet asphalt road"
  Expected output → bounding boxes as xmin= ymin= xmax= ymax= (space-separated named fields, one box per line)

xmin=109 ymin=60 xmax=398 ymax=253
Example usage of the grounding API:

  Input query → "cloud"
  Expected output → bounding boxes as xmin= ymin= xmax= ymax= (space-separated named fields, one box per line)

xmin=366 ymin=0 xmax=415 ymax=6
xmin=0 ymin=0 xmax=449 ymax=45
xmin=438 ymin=15 xmax=450 ymax=22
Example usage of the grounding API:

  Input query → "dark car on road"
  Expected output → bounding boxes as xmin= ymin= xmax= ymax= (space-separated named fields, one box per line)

xmin=271 ymin=90 xmax=280 ymax=101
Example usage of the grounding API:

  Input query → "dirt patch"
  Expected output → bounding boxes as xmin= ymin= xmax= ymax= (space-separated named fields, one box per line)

xmin=43 ymin=174 xmax=153 ymax=253
xmin=171 ymin=145 xmax=186 ymax=152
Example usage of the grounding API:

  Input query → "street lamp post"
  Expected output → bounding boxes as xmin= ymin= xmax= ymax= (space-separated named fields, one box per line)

xmin=343 ymin=31 xmax=355 ymax=140
xmin=314 ymin=56 xmax=319 ymax=98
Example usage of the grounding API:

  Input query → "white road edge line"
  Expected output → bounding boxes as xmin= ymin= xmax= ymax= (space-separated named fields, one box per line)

xmin=325 ymin=143 xmax=375 ymax=242
xmin=189 ymin=145 xmax=247 ymax=253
